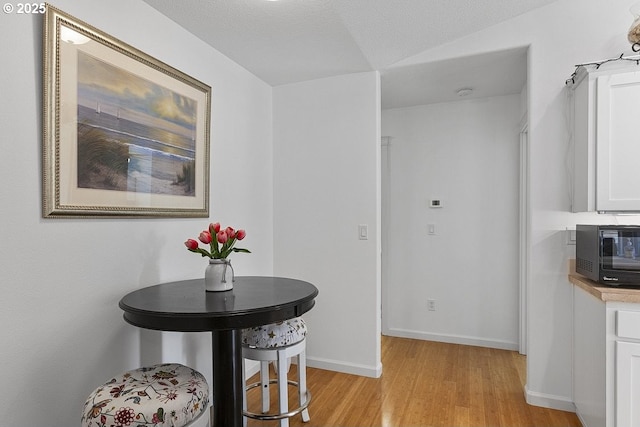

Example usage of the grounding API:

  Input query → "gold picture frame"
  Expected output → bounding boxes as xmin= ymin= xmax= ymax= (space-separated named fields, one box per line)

xmin=43 ymin=4 xmax=211 ymax=217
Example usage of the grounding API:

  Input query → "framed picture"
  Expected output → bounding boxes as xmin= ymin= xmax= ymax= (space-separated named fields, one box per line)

xmin=42 ymin=5 xmax=211 ymax=217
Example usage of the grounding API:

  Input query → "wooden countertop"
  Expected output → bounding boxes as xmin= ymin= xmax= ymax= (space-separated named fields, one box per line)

xmin=568 ymin=259 xmax=640 ymax=303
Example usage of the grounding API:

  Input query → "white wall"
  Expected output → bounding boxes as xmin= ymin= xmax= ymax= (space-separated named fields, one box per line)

xmin=382 ymin=94 xmax=521 ymax=350
xmin=273 ymin=72 xmax=382 ymax=377
xmin=391 ymin=0 xmax=640 ymax=411
xmin=0 ymin=1 xmax=273 ymax=425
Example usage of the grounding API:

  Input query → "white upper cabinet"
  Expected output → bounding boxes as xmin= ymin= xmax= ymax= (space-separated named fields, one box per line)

xmin=570 ymin=62 xmax=640 ymax=213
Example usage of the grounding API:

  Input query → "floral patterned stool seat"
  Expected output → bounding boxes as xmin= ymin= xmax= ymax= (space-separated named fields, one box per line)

xmin=241 ymin=317 xmax=310 ymax=427
xmin=81 ymin=363 xmax=210 ymax=427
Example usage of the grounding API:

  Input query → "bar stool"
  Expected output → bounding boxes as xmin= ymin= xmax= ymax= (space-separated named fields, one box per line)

xmin=242 ymin=317 xmax=311 ymax=427
xmin=81 ymin=363 xmax=210 ymax=427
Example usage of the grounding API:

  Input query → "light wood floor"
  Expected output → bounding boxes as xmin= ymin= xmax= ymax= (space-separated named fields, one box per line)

xmin=244 ymin=336 xmax=582 ymax=427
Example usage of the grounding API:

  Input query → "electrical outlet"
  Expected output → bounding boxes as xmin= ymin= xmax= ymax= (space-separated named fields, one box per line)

xmin=427 ymin=299 xmax=436 ymax=311
xmin=566 ymin=227 xmax=576 ymax=245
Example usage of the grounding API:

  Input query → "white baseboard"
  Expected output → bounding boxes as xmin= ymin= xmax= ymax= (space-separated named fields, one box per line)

xmin=575 ymin=411 xmax=588 ymax=427
xmin=384 ymin=327 xmax=519 ymax=351
xmin=524 ymin=384 xmax=576 ymax=412
xmin=247 ymin=328 xmax=516 ymax=385
xmin=306 ymin=356 xmax=382 ymax=378
xmin=246 ymin=355 xmax=382 ymax=380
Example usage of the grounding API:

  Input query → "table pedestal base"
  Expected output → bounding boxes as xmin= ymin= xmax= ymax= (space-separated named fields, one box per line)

xmin=211 ymin=329 xmax=243 ymax=427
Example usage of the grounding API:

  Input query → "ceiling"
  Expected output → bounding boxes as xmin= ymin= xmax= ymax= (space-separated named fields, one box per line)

xmin=381 ymin=47 xmax=528 ymax=109
xmin=142 ymin=0 xmax=554 ymax=107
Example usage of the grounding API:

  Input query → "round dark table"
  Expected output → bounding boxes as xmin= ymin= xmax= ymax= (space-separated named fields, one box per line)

xmin=119 ymin=276 xmax=318 ymax=427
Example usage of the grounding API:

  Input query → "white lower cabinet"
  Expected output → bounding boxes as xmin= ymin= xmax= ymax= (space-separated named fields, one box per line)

xmin=573 ymin=286 xmax=607 ymax=427
xmin=573 ymin=286 xmax=640 ymax=426
xmin=615 ymin=311 xmax=640 ymax=427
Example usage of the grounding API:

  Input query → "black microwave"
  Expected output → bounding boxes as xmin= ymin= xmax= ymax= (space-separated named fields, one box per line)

xmin=576 ymin=224 xmax=640 ymax=286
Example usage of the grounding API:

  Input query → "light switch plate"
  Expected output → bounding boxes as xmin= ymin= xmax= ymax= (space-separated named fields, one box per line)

xmin=358 ymin=224 xmax=368 ymax=240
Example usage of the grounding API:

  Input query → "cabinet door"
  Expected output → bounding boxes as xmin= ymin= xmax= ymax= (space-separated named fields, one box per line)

xmin=616 ymin=341 xmax=640 ymax=426
xmin=596 ymin=71 xmax=640 ymax=212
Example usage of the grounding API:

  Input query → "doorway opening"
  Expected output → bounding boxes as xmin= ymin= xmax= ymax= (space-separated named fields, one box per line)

xmin=380 ymin=47 xmax=529 ymax=355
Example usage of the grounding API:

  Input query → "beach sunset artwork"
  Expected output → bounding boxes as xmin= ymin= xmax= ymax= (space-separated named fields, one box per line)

xmin=43 ymin=5 xmax=210 ymax=217
xmin=76 ymin=52 xmax=197 ymax=196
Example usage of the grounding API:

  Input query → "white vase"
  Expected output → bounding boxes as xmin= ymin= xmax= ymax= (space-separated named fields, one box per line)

xmin=205 ymin=258 xmax=234 ymax=292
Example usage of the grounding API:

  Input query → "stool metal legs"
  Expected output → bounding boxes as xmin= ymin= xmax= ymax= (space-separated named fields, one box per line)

xmin=242 ymin=340 xmax=311 ymax=427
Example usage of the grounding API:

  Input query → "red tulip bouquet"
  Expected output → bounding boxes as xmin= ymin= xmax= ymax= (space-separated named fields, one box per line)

xmin=184 ymin=222 xmax=250 ymax=259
